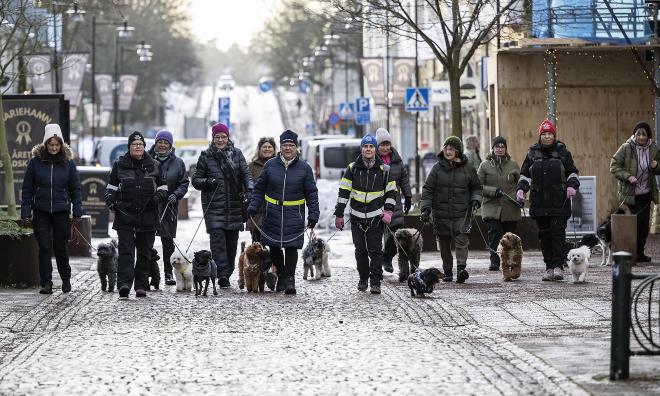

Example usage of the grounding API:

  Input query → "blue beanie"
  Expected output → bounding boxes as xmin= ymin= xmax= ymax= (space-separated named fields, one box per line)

xmin=361 ymin=134 xmax=377 ymax=147
xmin=155 ymin=129 xmax=173 ymax=146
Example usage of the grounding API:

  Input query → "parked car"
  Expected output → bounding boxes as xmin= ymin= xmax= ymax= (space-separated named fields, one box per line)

xmin=93 ymin=136 xmax=155 ymax=167
xmin=303 ymin=138 xmax=362 ymax=180
xmin=298 ymin=134 xmax=350 ymax=162
xmin=178 ymin=145 xmax=206 ymax=177
xmin=219 ymin=75 xmax=236 ymax=90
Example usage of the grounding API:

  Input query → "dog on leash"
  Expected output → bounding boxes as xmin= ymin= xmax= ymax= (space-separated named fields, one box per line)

xmin=594 ymin=209 xmax=624 ymax=266
xmin=96 ymin=239 xmax=118 ymax=292
xmin=408 ymin=267 xmax=443 ymax=297
xmin=497 ymin=232 xmax=523 ymax=282
xmin=256 ymin=245 xmax=277 ymax=292
xmin=192 ymin=250 xmax=217 ymax=296
xmin=171 ymin=255 xmax=193 ymax=292
xmin=148 ymin=248 xmax=161 ymax=290
xmin=567 ymin=245 xmax=591 ymax=283
xmin=394 ymin=228 xmax=424 ymax=283
xmin=238 ymin=241 xmax=268 ymax=292
xmin=302 ymin=238 xmax=331 ymax=280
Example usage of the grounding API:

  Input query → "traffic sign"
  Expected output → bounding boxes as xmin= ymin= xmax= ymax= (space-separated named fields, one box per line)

xmin=355 ymin=97 xmax=371 ymax=125
xmin=218 ymin=97 xmax=230 ymax=126
xmin=328 ymin=112 xmax=341 ymax=127
xmin=405 ymin=87 xmax=429 ymax=112
xmin=259 ymin=80 xmax=272 ymax=93
xmin=338 ymin=102 xmax=355 ymax=120
xmin=298 ymin=80 xmax=311 ymax=94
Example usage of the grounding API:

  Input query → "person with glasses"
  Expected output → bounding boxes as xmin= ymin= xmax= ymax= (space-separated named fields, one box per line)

xmin=105 ymin=131 xmax=168 ymax=298
xmin=247 ymin=130 xmax=319 ymax=295
xmin=247 ymin=137 xmax=277 ymax=243
xmin=192 ymin=123 xmax=253 ymax=288
xmin=477 ymin=136 xmax=521 ymax=272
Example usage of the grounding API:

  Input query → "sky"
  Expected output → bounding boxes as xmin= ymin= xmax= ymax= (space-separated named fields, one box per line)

xmin=189 ymin=0 xmax=277 ymax=50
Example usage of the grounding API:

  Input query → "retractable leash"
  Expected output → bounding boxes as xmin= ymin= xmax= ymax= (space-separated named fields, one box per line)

xmin=159 ymin=200 xmax=171 ymax=224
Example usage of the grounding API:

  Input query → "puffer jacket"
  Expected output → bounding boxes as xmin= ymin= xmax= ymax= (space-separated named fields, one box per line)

xmin=379 ymin=148 xmax=412 ymax=228
xmin=105 ymin=154 xmax=166 ymax=232
xmin=148 ymin=146 xmax=189 ymax=238
xmin=191 ymin=143 xmax=253 ymax=231
xmin=610 ymin=136 xmax=660 ymax=206
xmin=421 ymin=153 xmax=482 ymax=236
xmin=21 ymin=143 xmax=83 ymax=219
xmin=477 ymin=153 xmax=522 ymax=222
xmin=248 ymin=154 xmax=319 ymax=249
xmin=516 ymin=140 xmax=580 ymax=218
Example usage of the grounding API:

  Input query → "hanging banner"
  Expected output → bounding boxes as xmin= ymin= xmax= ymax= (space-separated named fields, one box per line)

xmin=99 ymin=110 xmax=111 ymax=128
xmin=61 ymin=53 xmax=88 ymax=104
xmin=360 ymin=58 xmax=386 ymax=106
xmin=118 ymin=75 xmax=138 ymax=111
xmin=392 ymin=58 xmax=415 ymax=106
xmin=94 ymin=74 xmax=113 ymax=110
xmin=83 ymin=103 xmax=94 ymax=127
xmin=26 ymin=54 xmax=53 ymax=94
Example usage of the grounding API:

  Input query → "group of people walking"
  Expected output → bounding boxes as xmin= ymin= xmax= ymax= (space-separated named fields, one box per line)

xmin=18 ymin=117 xmax=660 ymax=296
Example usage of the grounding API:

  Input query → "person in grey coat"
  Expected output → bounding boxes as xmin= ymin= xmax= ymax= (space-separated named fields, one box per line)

xmin=148 ymin=130 xmax=189 ymax=286
xmin=191 ymin=123 xmax=253 ymax=288
xmin=375 ymin=128 xmax=412 ymax=273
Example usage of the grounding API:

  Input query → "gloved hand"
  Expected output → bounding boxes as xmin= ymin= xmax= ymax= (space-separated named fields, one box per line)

xmin=420 ymin=209 xmax=431 ymax=224
xmin=307 ymin=219 xmax=316 ymax=229
xmin=382 ymin=210 xmax=393 ymax=224
xmin=404 ymin=196 xmax=412 ymax=215
xmin=19 ymin=218 xmax=32 ymax=228
xmin=566 ymin=187 xmax=577 ymax=199
xmin=470 ymin=200 xmax=481 ymax=209
xmin=335 ymin=216 xmax=344 ymax=231
xmin=495 ymin=188 xmax=503 ymax=198
xmin=167 ymin=194 xmax=177 ymax=205
xmin=247 ymin=206 xmax=257 ymax=217
xmin=206 ymin=178 xmax=217 ymax=189
xmin=516 ymin=190 xmax=525 ymax=202
xmin=106 ymin=201 xmax=115 ymax=212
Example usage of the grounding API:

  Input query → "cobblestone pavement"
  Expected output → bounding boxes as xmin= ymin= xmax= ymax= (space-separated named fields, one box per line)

xmin=1 ymin=195 xmax=659 ymax=395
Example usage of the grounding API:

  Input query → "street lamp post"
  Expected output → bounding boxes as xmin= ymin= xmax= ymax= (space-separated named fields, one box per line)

xmin=118 ymin=41 xmax=152 ymax=135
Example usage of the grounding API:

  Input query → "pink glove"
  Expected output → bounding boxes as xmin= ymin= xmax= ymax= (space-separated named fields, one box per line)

xmin=516 ymin=190 xmax=525 ymax=202
xmin=382 ymin=210 xmax=393 ymax=224
xmin=566 ymin=187 xmax=576 ymax=199
xmin=335 ymin=217 xmax=344 ymax=230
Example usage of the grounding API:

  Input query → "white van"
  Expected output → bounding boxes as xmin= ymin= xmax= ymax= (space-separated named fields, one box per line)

xmin=304 ymin=138 xmax=362 ymax=180
xmin=93 ymin=136 xmax=155 ymax=167
xmin=298 ymin=134 xmax=349 ymax=162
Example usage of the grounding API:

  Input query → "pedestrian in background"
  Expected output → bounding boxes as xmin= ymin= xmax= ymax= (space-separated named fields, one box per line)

xmin=247 ymin=137 xmax=277 ymax=243
xmin=334 ymin=134 xmax=397 ymax=294
xmin=610 ymin=121 xmax=660 ymax=263
xmin=105 ymin=131 xmax=168 ymax=298
xmin=464 ymin=135 xmax=482 ymax=171
xmin=21 ymin=124 xmax=83 ymax=294
xmin=192 ymin=123 xmax=253 ymax=288
xmin=516 ymin=119 xmax=580 ymax=281
xmin=375 ymin=127 xmax=412 ymax=274
xmin=477 ymin=136 xmax=521 ymax=271
xmin=148 ymin=129 xmax=189 ymax=286
xmin=421 ymin=136 xmax=482 ymax=283
xmin=248 ymin=130 xmax=319 ymax=295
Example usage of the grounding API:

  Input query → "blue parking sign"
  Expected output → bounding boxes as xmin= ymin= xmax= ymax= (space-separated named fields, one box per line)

xmin=218 ymin=97 xmax=230 ymax=126
xmin=355 ymin=97 xmax=370 ymax=125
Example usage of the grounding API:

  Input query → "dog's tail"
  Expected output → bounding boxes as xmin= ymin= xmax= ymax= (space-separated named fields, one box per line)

xmin=241 ymin=241 xmax=246 ymax=253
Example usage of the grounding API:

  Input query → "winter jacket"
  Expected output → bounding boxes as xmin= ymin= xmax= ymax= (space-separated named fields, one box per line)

xmin=334 ymin=155 xmax=397 ymax=223
xmin=610 ymin=136 xmax=660 ymax=206
xmin=148 ymin=146 xmax=189 ymax=238
xmin=191 ymin=143 xmax=253 ymax=231
xmin=246 ymin=156 xmax=272 ymax=233
xmin=516 ymin=140 xmax=580 ymax=218
xmin=248 ymin=154 xmax=319 ymax=249
xmin=21 ymin=143 xmax=83 ymax=219
xmin=477 ymin=153 xmax=522 ymax=222
xmin=421 ymin=154 xmax=482 ymax=237
xmin=379 ymin=148 xmax=412 ymax=228
xmin=105 ymin=153 xmax=167 ymax=233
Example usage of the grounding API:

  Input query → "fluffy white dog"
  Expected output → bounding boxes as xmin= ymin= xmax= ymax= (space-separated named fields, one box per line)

xmin=567 ymin=245 xmax=591 ymax=284
xmin=171 ymin=256 xmax=194 ymax=292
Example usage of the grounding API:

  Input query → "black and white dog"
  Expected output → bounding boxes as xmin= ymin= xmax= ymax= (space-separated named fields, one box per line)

xmin=192 ymin=250 xmax=217 ymax=296
xmin=302 ymin=238 xmax=331 ymax=280
xmin=256 ymin=246 xmax=277 ymax=291
xmin=407 ymin=267 xmax=443 ymax=298
xmin=96 ymin=239 xmax=118 ymax=292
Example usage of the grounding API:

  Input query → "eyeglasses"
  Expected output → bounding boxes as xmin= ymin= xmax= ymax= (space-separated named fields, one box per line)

xmin=130 ymin=143 xmax=145 ymax=147
xmin=281 ymin=143 xmax=297 ymax=149
xmin=213 ymin=134 xmax=229 ymax=140
xmin=494 ymin=144 xmax=506 ymax=149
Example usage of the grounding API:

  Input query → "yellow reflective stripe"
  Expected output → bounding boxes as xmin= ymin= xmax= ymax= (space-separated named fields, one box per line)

xmin=385 ymin=180 xmax=397 ymax=192
xmin=350 ymin=190 xmax=384 ymax=203
xmin=264 ymin=194 xmax=305 ymax=206
xmin=339 ymin=177 xmax=352 ymax=190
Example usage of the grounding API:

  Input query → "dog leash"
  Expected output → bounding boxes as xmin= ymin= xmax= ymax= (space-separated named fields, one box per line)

xmin=325 ymin=218 xmax=351 ymax=243
xmin=385 ymin=223 xmax=413 ymax=262
xmin=68 ymin=224 xmax=98 ymax=252
xmin=468 ymin=209 xmax=499 ymax=255
xmin=186 ymin=182 xmax=220 ymax=253
xmin=248 ymin=215 xmax=309 ymax=244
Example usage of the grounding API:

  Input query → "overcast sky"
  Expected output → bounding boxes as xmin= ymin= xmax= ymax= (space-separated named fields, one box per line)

xmin=190 ymin=0 xmax=277 ymax=50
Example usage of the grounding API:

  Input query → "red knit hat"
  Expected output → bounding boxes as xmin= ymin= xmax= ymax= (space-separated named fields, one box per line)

xmin=211 ymin=123 xmax=229 ymax=138
xmin=538 ymin=119 xmax=556 ymax=136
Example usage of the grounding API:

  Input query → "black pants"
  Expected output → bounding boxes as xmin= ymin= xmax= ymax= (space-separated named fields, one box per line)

xmin=250 ymin=229 xmax=261 ymax=244
xmin=117 ymin=230 xmax=155 ymax=291
xmin=209 ymin=229 xmax=240 ymax=279
xmin=630 ymin=192 xmax=652 ymax=256
xmin=383 ymin=225 xmax=400 ymax=264
xmin=160 ymin=236 xmax=175 ymax=276
xmin=352 ymin=221 xmax=384 ymax=285
xmin=535 ymin=216 xmax=568 ymax=270
xmin=33 ymin=211 xmax=70 ymax=287
xmin=485 ymin=219 xmax=518 ymax=267
xmin=270 ymin=246 xmax=298 ymax=277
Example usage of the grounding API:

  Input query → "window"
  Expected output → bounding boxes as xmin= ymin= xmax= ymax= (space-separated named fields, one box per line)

xmin=324 ymin=146 xmax=361 ymax=168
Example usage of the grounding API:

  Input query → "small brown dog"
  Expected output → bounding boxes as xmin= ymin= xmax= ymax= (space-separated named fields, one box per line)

xmin=238 ymin=241 xmax=267 ymax=292
xmin=497 ymin=232 xmax=523 ymax=281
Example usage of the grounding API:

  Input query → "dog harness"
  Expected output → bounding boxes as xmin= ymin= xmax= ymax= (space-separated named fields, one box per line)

xmin=413 ymin=271 xmax=434 ymax=294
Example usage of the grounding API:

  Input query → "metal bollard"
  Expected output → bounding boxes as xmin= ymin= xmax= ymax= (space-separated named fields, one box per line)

xmin=610 ymin=251 xmax=633 ymax=380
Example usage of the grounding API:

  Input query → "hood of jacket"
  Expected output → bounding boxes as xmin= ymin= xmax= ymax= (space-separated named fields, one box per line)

xmin=627 ymin=135 xmax=653 ymax=148
xmin=31 ymin=143 xmax=73 ymax=163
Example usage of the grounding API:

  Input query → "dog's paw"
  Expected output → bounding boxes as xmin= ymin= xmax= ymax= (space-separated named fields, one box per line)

xmin=303 ymin=275 xmax=308 ymax=280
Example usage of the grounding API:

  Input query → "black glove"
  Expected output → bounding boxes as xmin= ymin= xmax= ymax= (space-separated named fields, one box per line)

xmin=167 ymin=194 xmax=178 ymax=205
xmin=470 ymin=200 xmax=481 ymax=209
xmin=404 ymin=196 xmax=412 ymax=215
xmin=206 ymin=178 xmax=217 ymax=189
xmin=307 ymin=219 xmax=316 ymax=229
xmin=420 ymin=209 xmax=431 ymax=224
xmin=106 ymin=201 xmax=115 ymax=212
xmin=495 ymin=188 xmax=503 ymax=198
xmin=247 ymin=207 xmax=257 ymax=217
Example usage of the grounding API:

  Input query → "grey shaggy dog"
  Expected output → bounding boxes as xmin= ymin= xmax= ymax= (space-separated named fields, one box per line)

xmin=394 ymin=228 xmax=424 ymax=282
xmin=96 ymin=239 xmax=118 ymax=292
xmin=192 ymin=250 xmax=217 ymax=296
xmin=302 ymin=238 xmax=331 ymax=280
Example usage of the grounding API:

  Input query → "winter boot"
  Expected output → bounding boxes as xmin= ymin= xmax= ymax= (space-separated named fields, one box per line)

xmin=276 ymin=277 xmax=286 ymax=292
xmin=135 ymin=289 xmax=147 ymax=298
xmin=357 ymin=278 xmax=368 ymax=292
xmin=164 ymin=273 xmax=176 ymax=286
xmin=456 ymin=265 xmax=469 ymax=284
xmin=488 ymin=253 xmax=500 ymax=271
xmin=443 ymin=271 xmax=453 ymax=282
xmin=383 ymin=259 xmax=394 ymax=273
xmin=218 ymin=277 xmax=230 ymax=288
xmin=553 ymin=267 xmax=564 ymax=281
xmin=119 ymin=285 xmax=130 ymax=298
xmin=150 ymin=277 xmax=160 ymax=290
xmin=542 ymin=269 xmax=554 ymax=282
xmin=285 ymin=276 xmax=296 ymax=295
xmin=370 ymin=279 xmax=381 ymax=294
xmin=39 ymin=284 xmax=53 ymax=294
xmin=638 ymin=253 xmax=652 ymax=263
xmin=61 ymin=278 xmax=71 ymax=293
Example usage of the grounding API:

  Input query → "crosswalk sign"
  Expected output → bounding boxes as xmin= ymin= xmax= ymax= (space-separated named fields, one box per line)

xmin=405 ymin=87 xmax=429 ymax=112
xmin=338 ymin=102 xmax=355 ymax=120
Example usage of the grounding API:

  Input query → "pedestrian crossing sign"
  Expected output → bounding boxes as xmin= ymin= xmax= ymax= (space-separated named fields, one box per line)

xmin=405 ymin=87 xmax=429 ymax=112
xmin=338 ymin=102 xmax=355 ymax=120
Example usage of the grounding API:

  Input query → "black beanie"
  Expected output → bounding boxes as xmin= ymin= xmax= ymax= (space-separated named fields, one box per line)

xmin=280 ymin=129 xmax=298 ymax=146
xmin=492 ymin=136 xmax=507 ymax=149
xmin=632 ymin=121 xmax=652 ymax=139
xmin=127 ymin=131 xmax=145 ymax=147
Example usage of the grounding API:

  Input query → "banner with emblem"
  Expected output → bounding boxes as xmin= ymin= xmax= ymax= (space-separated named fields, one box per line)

xmin=392 ymin=58 xmax=415 ymax=106
xmin=25 ymin=54 xmax=53 ymax=94
xmin=360 ymin=58 xmax=385 ymax=106
xmin=118 ymin=75 xmax=138 ymax=111
xmin=94 ymin=74 xmax=113 ymax=110
xmin=61 ymin=53 xmax=88 ymax=104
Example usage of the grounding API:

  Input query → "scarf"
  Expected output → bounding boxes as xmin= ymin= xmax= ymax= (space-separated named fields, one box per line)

xmin=632 ymin=135 xmax=652 ymax=195
xmin=363 ymin=157 xmax=376 ymax=169
xmin=155 ymin=149 xmax=171 ymax=162
xmin=379 ymin=152 xmax=392 ymax=165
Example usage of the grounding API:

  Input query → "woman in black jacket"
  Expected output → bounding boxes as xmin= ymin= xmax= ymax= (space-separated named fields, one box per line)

xmin=148 ymin=130 xmax=189 ymax=287
xmin=21 ymin=124 xmax=83 ymax=294
xmin=191 ymin=123 xmax=253 ymax=288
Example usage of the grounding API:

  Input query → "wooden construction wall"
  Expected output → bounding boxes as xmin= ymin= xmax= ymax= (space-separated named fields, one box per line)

xmin=495 ymin=50 xmax=654 ymax=223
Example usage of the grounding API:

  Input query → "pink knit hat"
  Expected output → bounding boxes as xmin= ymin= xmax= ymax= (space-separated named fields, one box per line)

xmin=211 ymin=123 xmax=229 ymax=138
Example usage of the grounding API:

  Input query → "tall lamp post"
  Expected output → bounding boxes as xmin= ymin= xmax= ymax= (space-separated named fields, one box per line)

xmin=117 ymin=41 xmax=152 ymax=135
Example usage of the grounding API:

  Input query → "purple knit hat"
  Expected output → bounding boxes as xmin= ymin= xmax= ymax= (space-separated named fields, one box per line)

xmin=211 ymin=123 xmax=230 ymax=138
xmin=155 ymin=130 xmax=173 ymax=146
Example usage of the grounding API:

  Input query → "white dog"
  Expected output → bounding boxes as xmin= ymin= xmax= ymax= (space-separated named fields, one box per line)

xmin=171 ymin=256 xmax=194 ymax=291
xmin=567 ymin=245 xmax=591 ymax=284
